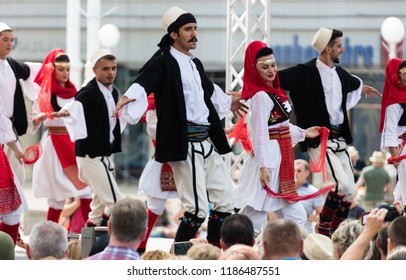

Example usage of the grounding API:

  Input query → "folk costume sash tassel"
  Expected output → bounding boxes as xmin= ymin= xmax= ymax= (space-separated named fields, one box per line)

xmin=0 ymin=147 xmax=21 ymax=214
xmin=227 ymin=114 xmax=253 ymax=154
xmin=309 ymin=127 xmax=330 ymax=181
xmin=263 ymin=126 xmax=334 ymax=202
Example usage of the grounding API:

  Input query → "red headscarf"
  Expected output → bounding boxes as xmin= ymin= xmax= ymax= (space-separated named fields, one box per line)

xmin=34 ymin=48 xmax=77 ymax=116
xmin=379 ymin=58 xmax=406 ymax=132
xmin=241 ymin=41 xmax=287 ymax=102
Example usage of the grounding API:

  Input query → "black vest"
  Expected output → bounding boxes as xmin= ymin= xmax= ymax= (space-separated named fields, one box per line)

xmin=399 ymin=104 xmax=406 ymax=126
xmin=267 ymin=93 xmax=291 ymax=126
xmin=278 ymin=58 xmax=361 ymax=151
xmin=7 ymin=57 xmax=30 ymax=136
xmin=135 ymin=50 xmax=231 ymax=162
xmin=75 ymin=78 xmax=121 ymax=158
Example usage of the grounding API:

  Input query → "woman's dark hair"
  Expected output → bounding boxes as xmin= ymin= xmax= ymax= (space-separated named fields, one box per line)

xmin=398 ymin=61 xmax=406 ymax=79
xmin=255 ymin=47 xmax=273 ymax=60
xmin=54 ymin=53 xmax=70 ymax=63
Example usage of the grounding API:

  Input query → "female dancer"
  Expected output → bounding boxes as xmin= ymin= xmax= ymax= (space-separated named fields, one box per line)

xmin=380 ymin=58 xmax=406 ymax=205
xmin=235 ymin=41 xmax=321 ymax=236
xmin=29 ymin=49 xmax=91 ymax=224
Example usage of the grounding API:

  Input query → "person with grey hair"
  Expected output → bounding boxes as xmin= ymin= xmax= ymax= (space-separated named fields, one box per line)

xmin=387 ymin=245 xmax=406 ymax=260
xmin=86 ymin=198 xmax=148 ymax=260
xmin=331 ymin=219 xmax=369 ymax=259
xmin=26 ymin=220 xmax=68 ymax=260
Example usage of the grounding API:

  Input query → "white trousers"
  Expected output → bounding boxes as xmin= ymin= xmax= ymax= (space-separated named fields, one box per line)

xmin=169 ymin=139 xmax=234 ymax=219
xmin=76 ymin=155 xmax=124 ymax=224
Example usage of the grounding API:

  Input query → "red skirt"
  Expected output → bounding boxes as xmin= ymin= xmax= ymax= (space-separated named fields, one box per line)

xmin=0 ymin=146 xmax=21 ymax=214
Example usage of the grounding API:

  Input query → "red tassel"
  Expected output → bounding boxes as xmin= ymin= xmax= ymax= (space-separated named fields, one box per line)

xmin=309 ymin=127 xmax=330 ymax=182
xmin=388 ymin=141 xmax=406 ymax=165
xmin=227 ymin=114 xmax=253 ymax=154
xmin=262 ymin=183 xmax=334 ymax=202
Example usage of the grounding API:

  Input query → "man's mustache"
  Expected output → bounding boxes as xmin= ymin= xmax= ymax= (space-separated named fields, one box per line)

xmin=189 ymin=38 xmax=198 ymax=43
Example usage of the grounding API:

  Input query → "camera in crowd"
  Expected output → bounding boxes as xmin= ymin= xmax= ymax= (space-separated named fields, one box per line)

xmin=361 ymin=203 xmax=401 ymax=225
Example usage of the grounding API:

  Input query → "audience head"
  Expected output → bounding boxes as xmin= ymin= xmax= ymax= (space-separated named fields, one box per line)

xmin=27 ymin=220 xmax=68 ymax=260
xmin=376 ymin=227 xmax=389 ymax=260
xmin=0 ymin=231 xmax=15 ymax=260
xmin=388 ymin=216 xmax=406 ymax=252
xmin=67 ymin=239 xmax=82 ymax=260
xmin=262 ymin=219 xmax=303 ymax=260
xmin=302 ymin=233 xmax=334 ymax=260
xmin=387 ymin=245 xmax=406 ymax=260
xmin=220 ymin=214 xmax=255 ymax=249
xmin=108 ymin=198 xmax=148 ymax=245
xmin=186 ymin=243 xmax=221 ymax=260
xmin=218 ymin=244 xmax=260 ymax=260
xmin=141 ymin=249 xmax=171 ymax=260
xmin=294 ymin=159 xmax=311 ymax=187
xmin=331 ymin=219 xmax=369 ymax=259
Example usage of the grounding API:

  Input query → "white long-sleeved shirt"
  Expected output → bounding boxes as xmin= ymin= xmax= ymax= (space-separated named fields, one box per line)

xmin=122 ymin=47 xmax=231 ymax=125
xmin=316 ymin=58 xmax=363 ymax=126
xmin=0 ymin=60 xmax=41 ymax=118
xmin=381 ymin=103 xmax=406 ymax=152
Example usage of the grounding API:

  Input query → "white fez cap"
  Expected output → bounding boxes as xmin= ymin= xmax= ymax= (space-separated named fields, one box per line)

xmin=90 ymin=49 xmax=112 ymax=67
xmin=312 ymin=27 xmax=333 ymax=53
xmin=0 ymin=22 xmax=12 ymax=33
xmin=162 ymin=6 xmax=187 ymax=31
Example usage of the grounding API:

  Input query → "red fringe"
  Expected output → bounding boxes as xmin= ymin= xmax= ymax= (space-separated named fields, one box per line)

xmin=227 ymin=114 xmax=253 ymax=153
xmin=309 ymin=127 xmax=330 ymax=182
xmin=388 ymin=154 xmax=406 ymax=165
xmin=262 ymin=183 xmax=335 ymax=202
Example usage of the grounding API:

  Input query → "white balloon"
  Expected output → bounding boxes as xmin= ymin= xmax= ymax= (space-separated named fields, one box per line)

xmin=99 ymin=24 xmax=121 ymax=49
xmin=381 ymin=17 xmax=405 ymax=44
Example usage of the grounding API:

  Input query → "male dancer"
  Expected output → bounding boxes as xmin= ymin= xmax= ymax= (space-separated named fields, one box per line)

xmin=115 ymin=6 xmax=245 ymax=247
xmin=278 ymin=27 xmax=380 ymax=237
xmin=56 ymin=49 xmax=125 ymax=226
xmin=0 ymin=22 xmax=40 ymax=184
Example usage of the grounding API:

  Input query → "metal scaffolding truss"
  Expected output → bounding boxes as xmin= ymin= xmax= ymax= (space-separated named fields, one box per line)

xmin=225 ymin=0 xmax=271 ymax=173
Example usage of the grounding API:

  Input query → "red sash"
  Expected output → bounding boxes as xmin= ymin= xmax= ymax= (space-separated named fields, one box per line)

xmin=269 ymin=127 xmax=297 ymax=201
xmin=48 ymin=127 xmax=87 ymax=190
